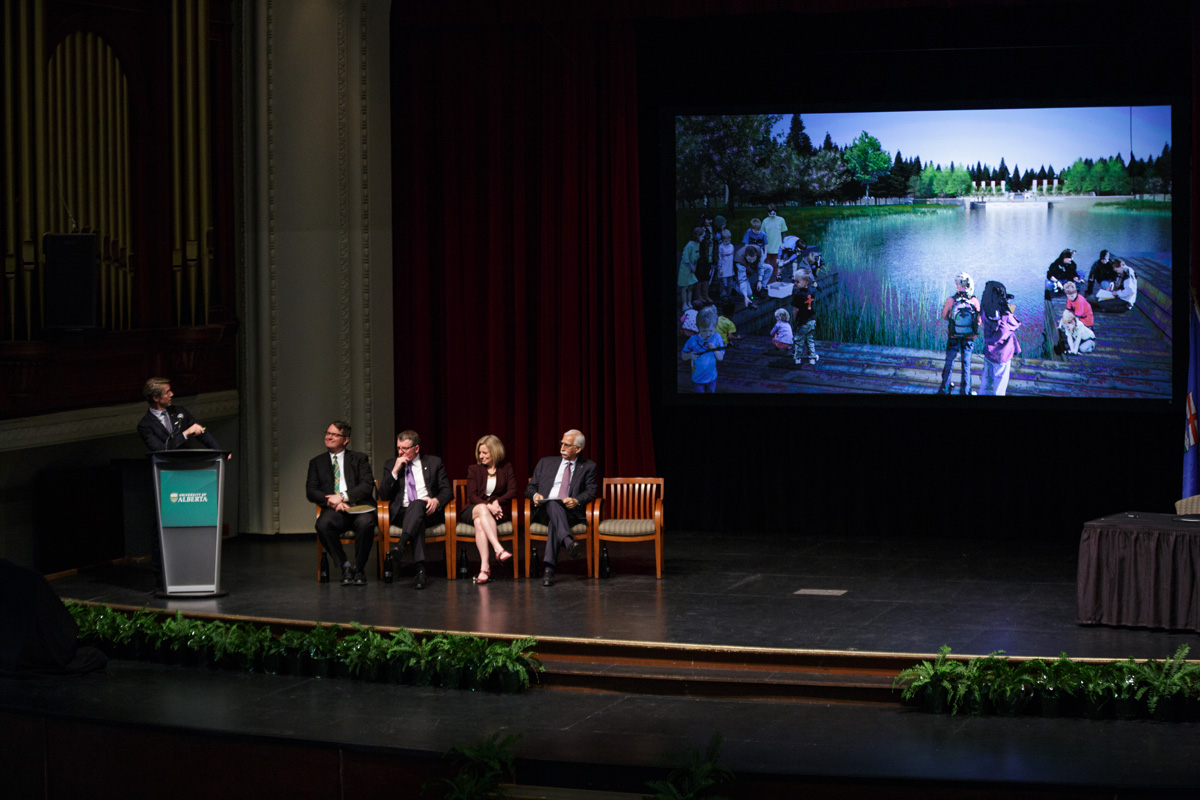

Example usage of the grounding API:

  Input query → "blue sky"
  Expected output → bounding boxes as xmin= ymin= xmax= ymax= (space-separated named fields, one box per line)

xmin=776 ymin=106 xmax=1171 ymax=173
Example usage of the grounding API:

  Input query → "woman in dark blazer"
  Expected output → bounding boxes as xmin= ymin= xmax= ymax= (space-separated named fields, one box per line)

xmin=464 ymin=434 xmax=517 ymax=583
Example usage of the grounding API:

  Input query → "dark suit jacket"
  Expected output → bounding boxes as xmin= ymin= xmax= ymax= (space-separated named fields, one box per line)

xmin=464 ymin=462 xmax=518 ymax=522
xmin=137 ymin=406 xmax=220 ymax=452
xmin=525 ymin=455 xmax=598 ymax=522
xmin=379 ymin=454 xmax=452 ymax=524
xmin=306 ymin=449 xmax=376 ymax=508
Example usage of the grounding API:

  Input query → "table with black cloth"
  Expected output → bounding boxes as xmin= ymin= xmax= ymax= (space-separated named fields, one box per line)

xmin=1076 ymin=511 xmax=1200 ymax=632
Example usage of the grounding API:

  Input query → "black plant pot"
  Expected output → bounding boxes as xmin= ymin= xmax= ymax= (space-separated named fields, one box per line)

xmin=410 ymin=663 xmax=434 ymax=686
xmin=1037 ymin=691 xmax=1062 ymax=718
xmin=1150 ymin=695 xmax=1184 ymax=722
xmin=310 ymin=655 xmax=332 ymax=679
xmin=922 ymin=684 xmax=949 ymax=714
xmin=1082 ymin=695 xmax=1111 ymax=720
xmin=333 ymin=661 xmax=352 ymax=680
xmin=261 ymin=651 xmax=282 ymax=675
xmin=1113 ymin=696 xmax=1140 ymax=720
xmin=993 ymin=691 xmax=1031 ymax=717
xmin=386 ymin=660 xmax=406 ymax=684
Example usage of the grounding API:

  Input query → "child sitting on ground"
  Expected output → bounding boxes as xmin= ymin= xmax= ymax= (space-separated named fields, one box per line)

xmin=681 ymin=305 xmax=725 ymax=393
xmin=1057 ymin=309 xmax=1096 ymax=355
xmin=1063 ymin=281 xmax=1094 ymax=328
xmin=770 ymin=307 xmax=793 ymax=350
xmin=791 ymin=267 xmax=819 ymax=366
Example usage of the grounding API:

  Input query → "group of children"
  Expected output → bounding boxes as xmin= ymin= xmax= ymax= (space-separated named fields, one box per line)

xmin=679 ymin=207 xmax=820 ymax=314
xmin=677 ymin=207 xmax=834 ymax=393
xmin=939 ymin=247 xmax=1135 ymax=396
xmin=680 ymin=265 xmax=822 ymax=393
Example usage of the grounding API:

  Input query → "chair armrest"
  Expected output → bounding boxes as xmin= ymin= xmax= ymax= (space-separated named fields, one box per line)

xmin=587 ymin=497 xmax=603 ymax=530
xmin=654 ymin=497 xmax=664 ymax=530
xmin=376 ymin=498 xmax=389 ymax=535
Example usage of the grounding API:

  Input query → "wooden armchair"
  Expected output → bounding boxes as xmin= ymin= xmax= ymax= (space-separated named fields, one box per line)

xmin=315 ymin=480 xmax=384 ymax=581
xmin=523 ymin=481 xmax=600 ymax=578
xmin=594 ymin=477 xmax=664 ymax=578
xmin=378 ymin=487 xmax=454 ymax=578
xmin=447 ymin=479 xmax=520 ymax=579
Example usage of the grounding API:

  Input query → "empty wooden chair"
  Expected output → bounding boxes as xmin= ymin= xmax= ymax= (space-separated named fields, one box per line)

xmin=594 ymin=477 xmax=664 ymax=578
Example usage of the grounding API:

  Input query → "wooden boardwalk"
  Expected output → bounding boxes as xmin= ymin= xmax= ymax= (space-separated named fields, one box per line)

xmin=681 ymin=256 xmax=1172 ymax=399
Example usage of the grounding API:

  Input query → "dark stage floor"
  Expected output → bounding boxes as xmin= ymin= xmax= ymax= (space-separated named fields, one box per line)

xmin=9 ymin=531 xmax=1200 ymax=797
xmin=48 ymin=530 xmax=1200 ymax=660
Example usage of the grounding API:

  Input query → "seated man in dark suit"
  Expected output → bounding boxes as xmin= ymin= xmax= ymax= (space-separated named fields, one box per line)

xmin=526 ymin=429 xmax=598 ymax=587
xmin=305 ymin=420 xmax=377 ymax=586
xmin=379 ymin=430 xmax=452 ymax=590
xmin=137 ymin=377 xmax=221 ymax=451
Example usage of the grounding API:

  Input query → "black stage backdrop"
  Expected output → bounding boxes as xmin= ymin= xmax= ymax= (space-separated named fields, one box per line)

xmin=392 ymin=1 xmax=1196 ymax=539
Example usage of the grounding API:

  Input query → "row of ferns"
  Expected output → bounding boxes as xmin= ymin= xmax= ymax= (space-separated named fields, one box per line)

xmin=66 ymin=602 xmax=542 ymax=692
xmin=895 ymin=644 xmax=1200 ymax=721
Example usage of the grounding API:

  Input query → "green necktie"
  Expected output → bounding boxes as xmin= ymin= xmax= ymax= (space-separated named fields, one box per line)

xmin=332 ymin=454 xmax=342 ymax=496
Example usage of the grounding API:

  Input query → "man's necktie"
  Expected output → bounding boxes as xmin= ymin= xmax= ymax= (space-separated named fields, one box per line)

xmin=406 ymin=464 xmax=418 ymax=503
xmin=557 ymin=461 xmax=572 ymax=499
xmin=332 ymin=455 xmax=342 ymax=496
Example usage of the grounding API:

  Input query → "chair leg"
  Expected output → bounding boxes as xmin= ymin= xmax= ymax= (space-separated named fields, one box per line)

xmin=656 ymin=537 xmax=663 ymax=579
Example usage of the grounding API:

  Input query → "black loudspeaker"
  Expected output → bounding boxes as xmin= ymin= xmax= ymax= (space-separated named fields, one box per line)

xmin=0 ymin=559 xmax=107 ymax=677
xmin=42 ymin=232 xmax=99 ymax=329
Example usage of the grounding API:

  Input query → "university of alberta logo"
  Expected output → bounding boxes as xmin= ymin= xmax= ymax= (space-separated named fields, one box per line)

xmin=169 ymin=492 xmax=209 ymax=503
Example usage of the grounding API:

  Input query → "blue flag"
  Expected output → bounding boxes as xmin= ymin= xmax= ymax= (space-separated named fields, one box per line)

xmin=1183 ymin=295 xmax=1200 ymax=499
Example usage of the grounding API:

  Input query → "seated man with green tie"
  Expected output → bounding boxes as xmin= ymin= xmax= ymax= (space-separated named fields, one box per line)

xmin=305 ymin=420 xmax=377 ymax=586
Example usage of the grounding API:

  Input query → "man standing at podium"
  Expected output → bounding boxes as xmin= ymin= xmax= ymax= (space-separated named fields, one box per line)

xmin=137 ymin=377 xmax=221 ymax=451
xmin=306 ymin=421 xmax=377 ymax=586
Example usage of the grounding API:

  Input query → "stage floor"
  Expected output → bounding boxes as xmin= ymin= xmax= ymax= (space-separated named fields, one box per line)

xmin=12 ymin=530 xmax=1200 ymax=796
xmin=50 ymin=529 xmax=1200 ymax=660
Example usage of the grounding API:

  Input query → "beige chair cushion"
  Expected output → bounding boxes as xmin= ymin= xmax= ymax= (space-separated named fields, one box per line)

xmin=453 ymin=521 xmax=514 ymax=539
xmin=389 ymin=523 xmax=446 ymax=537
xmin=598 ymin=519 xmax=656 ymax=536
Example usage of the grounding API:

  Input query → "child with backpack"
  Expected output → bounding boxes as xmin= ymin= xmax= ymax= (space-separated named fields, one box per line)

xmin=937 ymin=272 xmax=981 ymax=395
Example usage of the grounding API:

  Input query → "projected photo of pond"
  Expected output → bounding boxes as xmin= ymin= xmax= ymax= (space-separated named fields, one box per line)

xmin=672 ymin=106 xmax=1173 ymax=400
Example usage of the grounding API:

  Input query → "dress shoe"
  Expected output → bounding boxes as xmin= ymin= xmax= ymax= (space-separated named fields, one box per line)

xmin=353 ymin=569 xmax=366 ymax=586
xmin=341 ymin=566 xmax=354 ymax=586
xmin=542 ymin=567 xmax=555 ymax=587
xmin=415 ymin=567 xmax=427 ymax=590
xmin=567 ymin=539 xmax=584 ymax=560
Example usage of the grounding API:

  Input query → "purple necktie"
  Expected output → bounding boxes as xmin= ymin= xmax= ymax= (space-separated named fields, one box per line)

xmin=557 ymin=461 xmax=572 ymax=499
xmin=406 ymin=465 xmax=417 ymax=503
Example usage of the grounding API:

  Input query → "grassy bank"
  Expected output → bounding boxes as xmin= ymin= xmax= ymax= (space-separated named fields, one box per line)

xmin=1091 ymin=199 xmax=1171 ymax=215
xmin=674 ymin=203 xmax=959 ymax=250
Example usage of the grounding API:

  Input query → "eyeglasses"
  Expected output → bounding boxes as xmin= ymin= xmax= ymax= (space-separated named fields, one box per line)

xmin=325 ymin=430 xmax=347 ymax=438
xmin=559 ymin=441 xmax=579 ymax=448
xmin=397 ymin=443 xmax=417 ymax=452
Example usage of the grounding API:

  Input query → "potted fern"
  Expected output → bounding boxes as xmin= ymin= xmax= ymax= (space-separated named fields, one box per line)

xmin=383 ymin=628 xmax=421 ymax=684
xmin=307 ymin=623 xmax=340 ymax=678
xmin=894 ymin=645 xmax=964 ymax=714
xmin=1134 ymin=644 xmax=1199 ymax=721
xmin=277 ymin=629 xmax=309 ymax=676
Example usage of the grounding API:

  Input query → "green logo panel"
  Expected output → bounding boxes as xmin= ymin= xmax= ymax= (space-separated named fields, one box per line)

xmin=160 ymin=469 xmax=219 ymax=527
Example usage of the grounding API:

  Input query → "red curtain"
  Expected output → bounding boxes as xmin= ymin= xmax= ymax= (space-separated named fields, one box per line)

xmin=392 ymin=19 xmax=655 ymax=485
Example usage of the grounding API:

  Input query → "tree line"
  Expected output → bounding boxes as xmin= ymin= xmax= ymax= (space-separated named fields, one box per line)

xmin=676 ymin=114 xmax=1173 ymax=208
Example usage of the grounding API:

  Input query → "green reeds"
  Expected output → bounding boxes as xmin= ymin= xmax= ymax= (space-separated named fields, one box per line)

xmin=817 ymin=216 xmax=949 ymax=350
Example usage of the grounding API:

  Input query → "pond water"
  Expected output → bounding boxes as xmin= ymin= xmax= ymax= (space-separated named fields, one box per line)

xmin=820 ymin=199 xmax=1172 ymax=352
